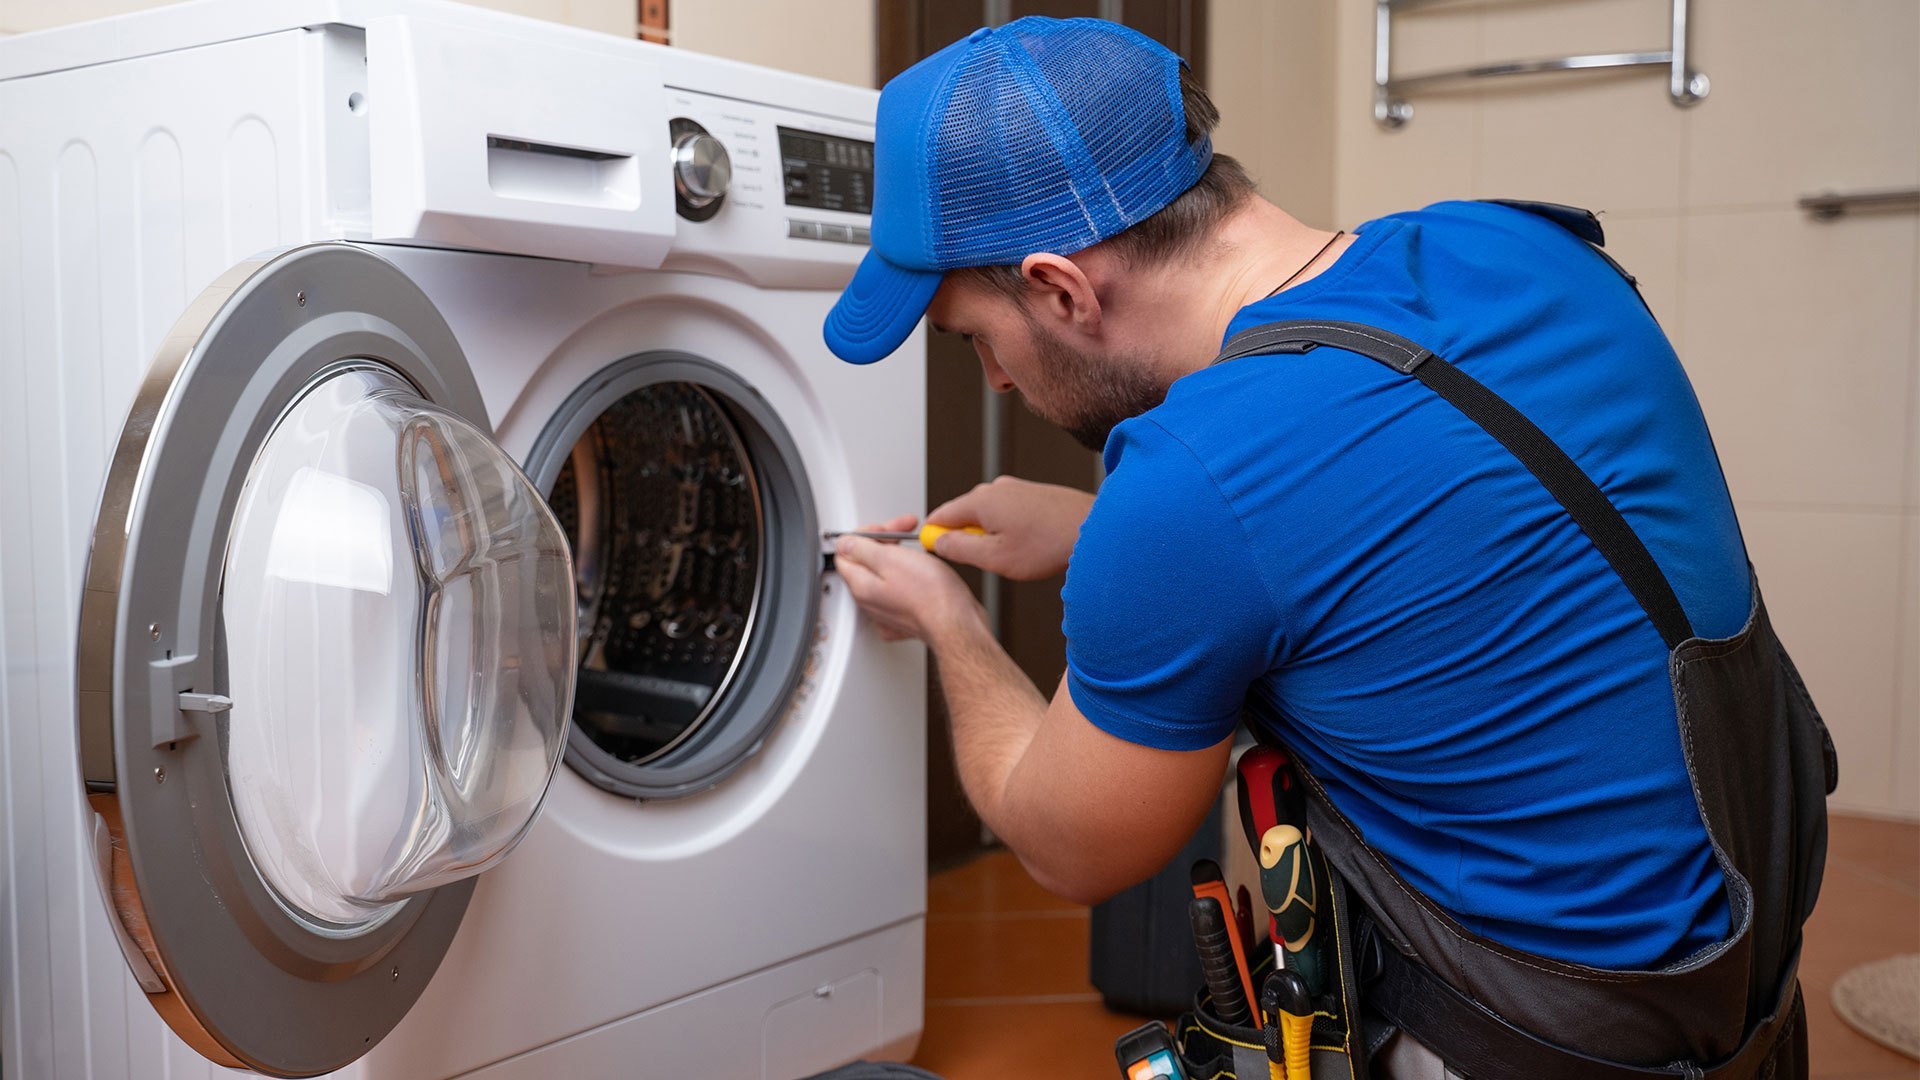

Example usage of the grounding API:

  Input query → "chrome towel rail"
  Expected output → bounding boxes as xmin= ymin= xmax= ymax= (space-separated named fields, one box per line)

xmin=1797 ymin=188 xmax=1920 ymax=220
xmin=1374 ymin=0 xmax=1709 ymax=129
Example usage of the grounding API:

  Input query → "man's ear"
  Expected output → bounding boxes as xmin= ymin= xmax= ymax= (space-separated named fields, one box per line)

xmin=1019 ymin=252 xmax=1102 ymax=334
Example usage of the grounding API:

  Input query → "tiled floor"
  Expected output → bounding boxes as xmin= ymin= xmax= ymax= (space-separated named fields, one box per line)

xmin=910 ymin=814 xmax=1920 ymax=1079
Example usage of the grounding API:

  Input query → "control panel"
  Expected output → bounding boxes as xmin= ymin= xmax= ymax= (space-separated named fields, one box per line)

xmin=779 ymin=126 xmax=874 ymax=246
xmin=661 ymin=88 xmax=873 ymax=287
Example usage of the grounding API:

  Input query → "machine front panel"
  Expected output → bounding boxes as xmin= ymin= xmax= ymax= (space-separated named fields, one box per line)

xmin=352 ymin=248 xmax=928 ymax=1079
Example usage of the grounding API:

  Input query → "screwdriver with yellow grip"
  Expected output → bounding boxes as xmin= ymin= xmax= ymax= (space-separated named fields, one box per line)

xmin=824 ymin=524 xmax=986 ymax=551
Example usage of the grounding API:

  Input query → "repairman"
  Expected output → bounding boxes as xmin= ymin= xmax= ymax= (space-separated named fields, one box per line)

xmin=825 ymin=17 xmax=1833 ymax=1080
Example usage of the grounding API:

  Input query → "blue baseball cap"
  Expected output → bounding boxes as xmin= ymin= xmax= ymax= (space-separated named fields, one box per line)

xmin=824 ymin=17 xmax=1212 ymax=364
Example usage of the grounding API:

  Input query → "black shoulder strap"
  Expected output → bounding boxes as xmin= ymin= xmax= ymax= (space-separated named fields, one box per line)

xmin=1215 ymin=320 xmax=1695 ymax=650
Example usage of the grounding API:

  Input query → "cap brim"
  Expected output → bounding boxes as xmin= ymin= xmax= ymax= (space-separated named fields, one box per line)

xmin=824 ymin=249 xmax=943 ymax=364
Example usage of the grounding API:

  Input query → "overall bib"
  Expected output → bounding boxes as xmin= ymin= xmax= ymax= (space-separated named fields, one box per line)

xmin=1195 ymin=201 xmax=1838 ymax=1080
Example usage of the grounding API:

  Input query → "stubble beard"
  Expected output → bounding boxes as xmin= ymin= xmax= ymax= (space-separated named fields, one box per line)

xmin=1021 ymin=319 xmax=1172 ymax=453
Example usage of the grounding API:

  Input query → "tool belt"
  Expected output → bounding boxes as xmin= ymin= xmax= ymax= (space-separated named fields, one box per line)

xmin=1141 ymin=200 xmax=1838 ymax=1080
xmin=1168 ymin=891 xmax=1383 ymax=1080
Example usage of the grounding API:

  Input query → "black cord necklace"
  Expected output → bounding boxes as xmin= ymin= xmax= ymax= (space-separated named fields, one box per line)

xmin=1264 ymin=230 xmax=1346 ymax=299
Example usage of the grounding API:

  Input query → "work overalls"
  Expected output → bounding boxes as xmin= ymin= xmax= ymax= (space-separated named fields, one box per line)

xmin=1182 ymin=201 xmax=1836 ymax=1080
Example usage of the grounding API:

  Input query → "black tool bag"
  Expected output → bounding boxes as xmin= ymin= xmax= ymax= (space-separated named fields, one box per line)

xmin=1179 ymin=200 xmax=1838 ymax=1080
xmin=1092 ymin=800 xmax=1229 ymax=1016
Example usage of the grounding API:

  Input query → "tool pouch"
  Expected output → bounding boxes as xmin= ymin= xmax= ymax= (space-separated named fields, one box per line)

xmin=1169 ymin=917 xmax=1378 ymax=1080
xmin=1171 ymin=943 xmax=1274 ymax=1080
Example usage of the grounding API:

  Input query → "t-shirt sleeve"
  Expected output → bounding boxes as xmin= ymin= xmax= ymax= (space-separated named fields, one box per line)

xmin=1062 ymin=419 xmax=1283 ymax=751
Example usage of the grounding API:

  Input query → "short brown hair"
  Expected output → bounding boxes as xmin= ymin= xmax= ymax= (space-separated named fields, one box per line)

xmin=953 ymin=65 xmax=1255 ymax=300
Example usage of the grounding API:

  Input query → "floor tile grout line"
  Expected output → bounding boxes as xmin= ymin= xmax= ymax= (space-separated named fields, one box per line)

xmin=926 ymin=992 xmax=1109 ymax=1008
xmin=927 ymin=909 xmax=1090 ymax=922
xmin=1823 ymin=855 xmax=1920 ymax=902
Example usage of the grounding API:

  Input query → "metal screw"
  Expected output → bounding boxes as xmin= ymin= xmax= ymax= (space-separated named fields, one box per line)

xmin=153 ymin=767 xmax=166 ymax=784
xmin=296 ymin=291 xmax=307 ymax=307
xmin=390 ymin=966 xmax=400 ymax=982
xmin=148 ymin=623 xmax=160 ymax=641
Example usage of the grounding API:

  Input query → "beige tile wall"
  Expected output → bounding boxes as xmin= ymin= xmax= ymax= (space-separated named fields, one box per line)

xmin=0 ymin=0 xmax=638 ymax=35
xmin=1209 ymin=0 xmax=1339 ymax=226
xmin=0 ymin=0 xmax=878 ymax=88
xmin=673 ymin=0 xmax=873 ymax=87
xmin=1310 ymin=0 xmax=1920 ymax=819
xmin=0 ymin=0 xmax=879 ymax=84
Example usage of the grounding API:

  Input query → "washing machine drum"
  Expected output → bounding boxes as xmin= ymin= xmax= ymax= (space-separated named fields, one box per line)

xmin=554 ymin=381 xmax=760 ymax=762
xmin=531 ymin=355 xmax=820 ymax=800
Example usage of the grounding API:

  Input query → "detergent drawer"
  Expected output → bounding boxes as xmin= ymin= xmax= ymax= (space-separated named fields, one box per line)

xmin=366 ymin=14 xmax=677 ymax=268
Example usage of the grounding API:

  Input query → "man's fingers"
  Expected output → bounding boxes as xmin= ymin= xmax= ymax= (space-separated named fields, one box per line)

xmin=925 ymin=492 xmax=981 ymax=528
xmin=838 ymin=534 xmax=927 ymax=578
xmin=931 ymin=528 xmax=996 ymax=567
xmin=835 ymin=534 xmax=889 ymax=572
xmin=834 ymin=546 xmax=921 ymax=642
xmin=854 ymin=513 xmax=919 ymax=535
xmin=834 ymin=548 xmax=887 ymax=596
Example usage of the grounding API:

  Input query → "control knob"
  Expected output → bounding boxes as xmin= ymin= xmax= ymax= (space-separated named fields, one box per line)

xmin=672 ymin=132 xmax=732 ymax=210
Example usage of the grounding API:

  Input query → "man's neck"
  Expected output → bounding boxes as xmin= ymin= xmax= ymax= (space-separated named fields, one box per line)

xmin=1128 ymin=198 xmax=1353 ymax=382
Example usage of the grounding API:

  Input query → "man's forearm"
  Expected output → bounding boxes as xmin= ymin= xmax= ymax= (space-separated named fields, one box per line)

xmin=927 ymin=609 xmax=1049 ymax=836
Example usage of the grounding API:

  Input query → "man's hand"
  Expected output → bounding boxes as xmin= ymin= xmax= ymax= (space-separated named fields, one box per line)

xmin=837 ymin=513 xmax=1228 ymax=907
xmin=925 ymin=476 xmax=1095 ymax=581
xmin=834 ymin=513 xmax=987 ymax=644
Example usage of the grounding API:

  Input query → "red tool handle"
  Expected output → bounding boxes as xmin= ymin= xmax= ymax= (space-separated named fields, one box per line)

xmin=1236 ymin=746 xmax=1311 ymax=857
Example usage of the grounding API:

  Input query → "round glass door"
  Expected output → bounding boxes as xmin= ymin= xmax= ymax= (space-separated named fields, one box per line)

xmin=222 ymin=367 xmax=575 ymax=929
xmin=74 ymin=243 xmax=579 ymax=1076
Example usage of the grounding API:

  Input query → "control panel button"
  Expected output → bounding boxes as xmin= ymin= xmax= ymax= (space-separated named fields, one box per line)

xmin=787 ymin=219 xmax=873 ymax=244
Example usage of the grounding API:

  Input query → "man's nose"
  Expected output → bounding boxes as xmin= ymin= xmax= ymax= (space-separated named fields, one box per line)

xmin=976 ymin=349 xmax=1016 ymax=394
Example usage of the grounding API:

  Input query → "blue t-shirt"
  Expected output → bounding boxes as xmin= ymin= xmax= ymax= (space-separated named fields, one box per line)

xmin=1063 ymin=200 xmax=1743 ymax=970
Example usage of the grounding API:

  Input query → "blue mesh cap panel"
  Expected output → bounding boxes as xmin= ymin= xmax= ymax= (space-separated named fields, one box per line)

xmin=927 ymin=36 xmax=1098 ymax=266
xmin=869 ymin=30 xmax=977 ymax=270
xmin=925 ymin=18 xmax=1209 ymax=267
xmin=1013 ymin=19 xmax=1198 ymax=230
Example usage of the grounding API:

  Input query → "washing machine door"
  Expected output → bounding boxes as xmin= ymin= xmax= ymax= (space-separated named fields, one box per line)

xmin=74 ymin=243 xmax=578 ymax=1077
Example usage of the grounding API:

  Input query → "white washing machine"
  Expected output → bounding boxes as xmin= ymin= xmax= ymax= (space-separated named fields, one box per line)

xmin=0 ymin=2 xmax=928 ymax=1077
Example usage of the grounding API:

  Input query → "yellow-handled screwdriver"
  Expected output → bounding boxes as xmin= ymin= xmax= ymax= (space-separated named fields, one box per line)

xmin=825 ymin=524 xmax=985 ymax=552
